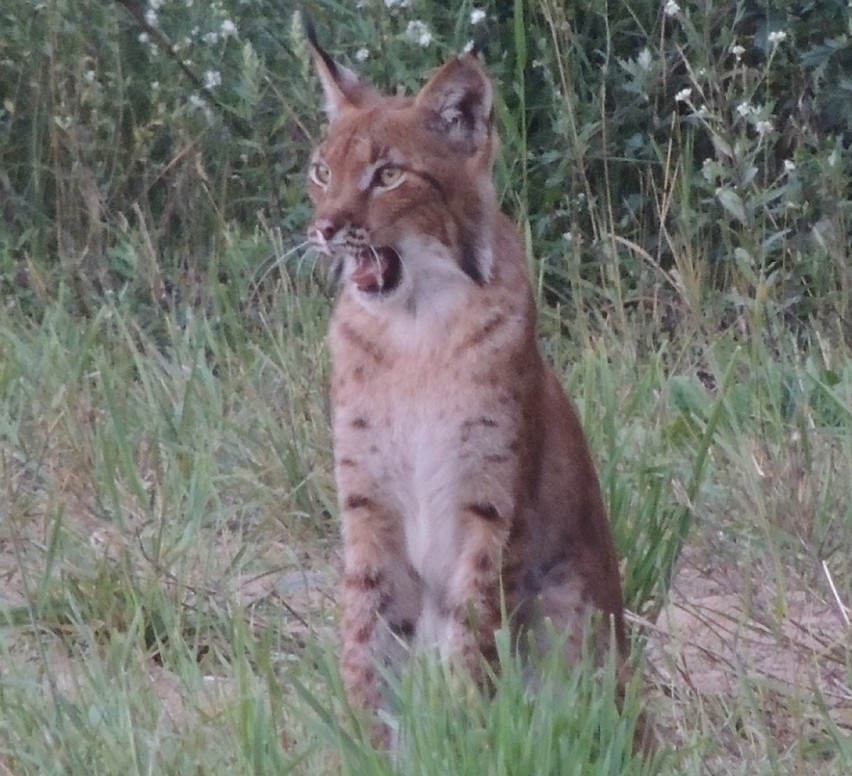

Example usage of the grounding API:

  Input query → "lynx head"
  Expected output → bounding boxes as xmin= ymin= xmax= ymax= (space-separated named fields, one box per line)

xmin=305 ymin=31 xmax=498 ymax=309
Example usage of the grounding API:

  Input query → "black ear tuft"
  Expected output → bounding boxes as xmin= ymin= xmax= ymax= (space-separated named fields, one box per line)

xmin=304 ymin=16 xmax=380 ymax=122
xmin=302 ymin=15 xmax=338 ymax=81
xmin=468 ymin=34 xmax=490 ymax=59
xmin=303 ymin=15 xmax=344 ymax=85
xmin=302 ymin=12 xmax=319 ymax=49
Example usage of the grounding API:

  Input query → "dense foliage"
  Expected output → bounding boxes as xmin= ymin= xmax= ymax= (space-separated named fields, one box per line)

xmin=0 ymin=0 xmax=849 ymax=326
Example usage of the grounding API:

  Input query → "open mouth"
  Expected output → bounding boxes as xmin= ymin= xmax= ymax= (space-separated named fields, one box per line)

xmin=350 ymin=247 xmax=402 ymax=294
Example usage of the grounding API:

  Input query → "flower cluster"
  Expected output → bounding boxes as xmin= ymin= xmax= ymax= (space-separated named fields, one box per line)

xmin=734 ymin=102 xmax=775 ymax=137
xmin=664 ymin=1 xmax=681 ymax=17
xmin=405 ymin=20 xmax=432 ymax=48
xmin=140 ymin=3 xmax=239 ymax=47
xmin=204 ymin=70 xmax=222 ymax=91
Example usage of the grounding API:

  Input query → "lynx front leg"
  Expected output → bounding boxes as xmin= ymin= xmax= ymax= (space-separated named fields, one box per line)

xmin=339 ymin=496 xmax=420 ymax=745
xmin=441 ymin=504 xmax=511 ymax=682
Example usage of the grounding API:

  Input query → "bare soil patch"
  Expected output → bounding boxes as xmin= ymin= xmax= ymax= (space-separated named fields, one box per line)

xmin=646 ymin=549 xmax=851 ymax=756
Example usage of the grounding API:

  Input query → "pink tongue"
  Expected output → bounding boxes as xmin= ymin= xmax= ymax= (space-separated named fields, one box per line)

xmin=351 ymin=250 xmax=389 ymax=291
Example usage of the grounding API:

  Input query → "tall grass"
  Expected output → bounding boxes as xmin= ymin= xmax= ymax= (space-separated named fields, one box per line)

xmin=1 ymin=0 xmax=850 ymax=773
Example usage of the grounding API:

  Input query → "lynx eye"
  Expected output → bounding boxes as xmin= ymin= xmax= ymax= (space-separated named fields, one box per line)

xmin=374 ymin=165 xmax=405 ymax=190
xmin=310 ymin=162 xmax=331 ymax=187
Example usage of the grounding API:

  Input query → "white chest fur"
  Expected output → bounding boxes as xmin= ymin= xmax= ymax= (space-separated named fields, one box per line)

xmin=387 ymin=401 xmax=462 ymax=588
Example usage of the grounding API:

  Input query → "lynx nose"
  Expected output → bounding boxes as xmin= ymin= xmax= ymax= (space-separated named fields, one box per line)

xmin=313 ymin=214 xmax=353 ymax=242
xmin=314 ymin=217 xmax=340 ymax=241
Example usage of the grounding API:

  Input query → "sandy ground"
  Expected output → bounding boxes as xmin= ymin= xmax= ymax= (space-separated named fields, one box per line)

xmin=645 ymin=549 xmax=851 ymax=755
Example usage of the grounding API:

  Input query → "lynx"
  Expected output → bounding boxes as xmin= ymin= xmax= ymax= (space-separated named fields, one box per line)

xmin=305 ymin=29 xmax=640 ymax=747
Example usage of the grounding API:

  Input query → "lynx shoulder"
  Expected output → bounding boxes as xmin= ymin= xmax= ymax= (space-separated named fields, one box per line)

xmin=305 ymin=29 xmax=642 ymax=748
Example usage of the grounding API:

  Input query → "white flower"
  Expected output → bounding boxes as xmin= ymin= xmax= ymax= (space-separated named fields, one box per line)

xmin=470 ymin=8 xmax=486 ymax=25
xmin=675 ymin=87 xmax=692 ymax=102
xmin=189 ymin=93 xmax=214 ymax=124
xmin=767 ymin=30 xmax=787 ymax=44
xmin=664 ymin=1 xmax=681 ymax=17
xmin=138 ymin=32 xmax=150 ymax=45
xmin=148 ymin=0 xmax=163 ymax=9
xmin=827 ymin=150 xmax=839 ymax=168
xmin=755 ymin=119 xmax=773 ymax=136
xmin=731 ymin=43 xmax=745 ymax=60
xmin=736 ymin=101 xmax=753 ymax=118
xmin=220 ymin=19 xmax=238 ymax=38
xmin=144 ymin=8 xmax=158 ymax=27
xmin=783 ymin=159 xmax=796 ymax=172
xmin=203 ymin=32 xmax=219 ymax=45
xmin=151 ymin=80 xmax=160 ymax=91
xmin=355 ymin=47 xmax=370 ymax=62
xmin=204 ymin=70 xmax=222 ymax=90
xmin=405 ymin=20 xmax=432 ymax=47
xmin=562 ymin=231 xmax=574 ymax=243
xmin=637 ymin=47 xmax=652 ymax=71
xmin=385 ymin=0 xmax=410 ymax=8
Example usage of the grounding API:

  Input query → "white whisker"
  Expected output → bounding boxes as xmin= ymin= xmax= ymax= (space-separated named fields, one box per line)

xmin=248 ymin=240 xmax=312 ymax=298
xmin=369 ymin=245 xmax=384 ymax=289
xmin=295 ymin=246 xmax=323 ymax=277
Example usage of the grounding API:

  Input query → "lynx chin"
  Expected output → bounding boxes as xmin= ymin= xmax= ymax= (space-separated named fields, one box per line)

xmin=304 ymin=27 xmax=649 ymax=750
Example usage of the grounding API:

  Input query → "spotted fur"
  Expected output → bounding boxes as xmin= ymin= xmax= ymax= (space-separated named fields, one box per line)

xmin=305 ymin=34 xmax=643 ymax=749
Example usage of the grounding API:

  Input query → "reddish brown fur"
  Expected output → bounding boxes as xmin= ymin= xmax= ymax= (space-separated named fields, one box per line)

xmin=305 ymin=38 xmax=646 ymax=749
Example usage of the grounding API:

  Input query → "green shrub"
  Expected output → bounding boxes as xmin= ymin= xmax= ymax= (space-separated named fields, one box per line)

xmin=1 ymin=0 xmax=848 ymax=325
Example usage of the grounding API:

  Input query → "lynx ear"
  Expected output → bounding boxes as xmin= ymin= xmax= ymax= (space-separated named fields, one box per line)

xmin=305 ymin=20 xmax=379 ymax=122
xmin=415 ymin=54 xmax=494 ymax=157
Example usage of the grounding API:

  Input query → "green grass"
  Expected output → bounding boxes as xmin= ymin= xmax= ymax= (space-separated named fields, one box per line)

xmin=1 ymin=272 xmax=848 ymax=773
xmin=1 ymin=0 xmax=850 ymax=773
